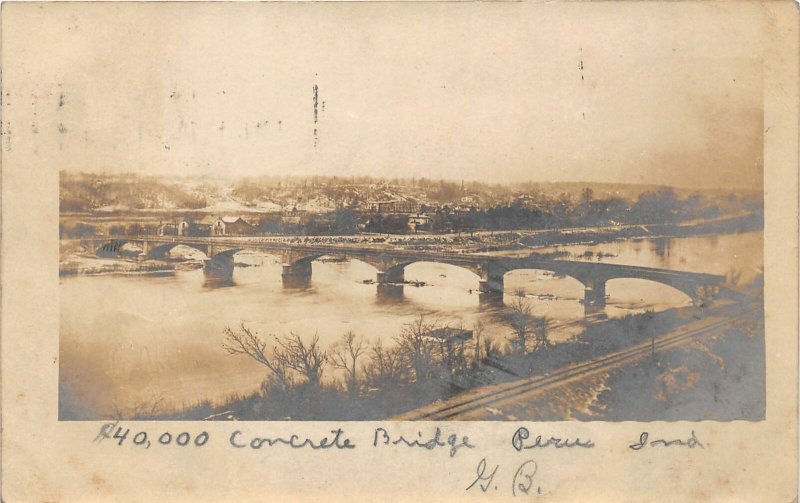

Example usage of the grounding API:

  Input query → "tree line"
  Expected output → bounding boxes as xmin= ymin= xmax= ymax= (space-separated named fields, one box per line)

xmin=218 ymin=293 xmax=550 ymax=419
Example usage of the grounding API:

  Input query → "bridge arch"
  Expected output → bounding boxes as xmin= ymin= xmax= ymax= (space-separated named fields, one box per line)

xmin=404 ymin=260 xmax=483 ymax=282
xmin=374 ymin=259 xmax=483 ymax=286
xmin=94 ymin=239 xmax=131 ymax=257
xmin=286 ymin=253 xmax=325 ymax=267
xmin=604 ymin=277 xmax=696 ymax=309
xmin=148 ymin=243 xmax=210 ymax=260
xmin=338 ymin=257 xmax=380 ymax=271
xmin=504 ymin=268 xmax=587 ymax=299
xmin=210 ymin=248 xmax=245 ymax=260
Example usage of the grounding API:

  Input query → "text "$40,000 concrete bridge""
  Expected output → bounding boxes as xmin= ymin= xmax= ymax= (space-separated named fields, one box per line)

xmin=84 ymin=235 xmax=725 ymax=312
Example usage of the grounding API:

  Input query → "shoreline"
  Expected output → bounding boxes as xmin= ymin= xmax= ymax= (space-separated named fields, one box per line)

xmin=62 ymin=297 xmax=762 ymax=421
xmin=59 ymin=261 xmax=178 ymax=277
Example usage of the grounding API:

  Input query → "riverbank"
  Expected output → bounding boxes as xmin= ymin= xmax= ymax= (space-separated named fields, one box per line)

xmin=455 ymin=303 xmax=765 ymax=421
xmin=509 ymin=212 xmax=763 ymax=250
xmin=59 ymin=256 xmax=266 ymax=277
xmin=392 ymin=297 xmax=764 ymax=421
xmin=59 ymin=257 xmax=177 ymax=277
xmin=106 ymin=294 xmax=761 ymax=421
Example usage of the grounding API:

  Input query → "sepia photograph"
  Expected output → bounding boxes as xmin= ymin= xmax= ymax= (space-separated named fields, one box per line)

xmin=50 ymin=5 xmax=766 ymax=423
xmin=3 ymin=2 xmax=798 ymax=502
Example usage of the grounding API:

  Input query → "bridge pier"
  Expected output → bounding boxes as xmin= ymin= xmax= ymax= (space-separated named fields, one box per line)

xmin=479 ymin=263 xmax=505 ymax=294
xmin=282 ymin=261 xmax=312 ymax=288
xmin=377 ymin=268 xmax=404 ymax=284
xmin=375 ymin=267 xmax=405 ymax=301
xmin=583 ymin=278 xmax=607 ymax=308
xmin=203 ymin=255 xmax=235 ymax=287
xmin=478 ymin=265 xmax=505 ymax=307
xmin=479 ymin=278 xmax=505 ymax=295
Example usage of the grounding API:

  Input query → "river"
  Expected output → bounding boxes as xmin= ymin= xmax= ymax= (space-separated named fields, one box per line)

xmin=59 ymin=231 xmax=762 ymax=418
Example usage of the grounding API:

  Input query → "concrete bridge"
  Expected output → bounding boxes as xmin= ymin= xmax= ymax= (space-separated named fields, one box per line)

xmin=83 ymin=236 xmax=725 ymax=310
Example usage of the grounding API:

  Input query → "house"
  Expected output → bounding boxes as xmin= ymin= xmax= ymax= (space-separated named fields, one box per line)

xmin=394 ymin=200 xmax=418 ymax=214
xmin=512 ymin=194 xmax=542 ymax=210
xmin=367 ymin=199 xmax=418 ymax=214
xmin=368 ymin=200 xmax=398 ymax=213
xmin=194 ymin=223 xmax=212 ymax=237
xmin=280 ymin=206 xmax=302 ymax=225
xmin=407 ymin=212 xmax=432 ymax=232
xmin=453 ymin=206 xmax=476 ymax=216
xmin=158 ymin=223 xmax=178 ymax=236
xmin=210 ymin=216 xmax=254 ymax=236
xmin=159 ymin=218 xmax=212 ymax=236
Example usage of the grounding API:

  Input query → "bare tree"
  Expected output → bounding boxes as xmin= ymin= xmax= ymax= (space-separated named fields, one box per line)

xmin=394 ymin=314 xmax=437 ymax=383
xmin=428 ymin=327 xmax=452 ymax=373
xmin=330 ymin=331 xmax=367 ymax=395
xmin=472 ymin=319 xmax=485 ymax=367
xmin=483 ymin=335 xmax=501 ymax=359
xmin=506 ymin=289 xmax=534 ymax=355
xmin=274 ymin=331 xmax=327 ymax=387
xmin=531 ymin=316 xmax=550 ymax=352
xmin=364 ymin=339 xmax=405 ymax=389
xmin=222 ymin=323 xmax=291 ymax=389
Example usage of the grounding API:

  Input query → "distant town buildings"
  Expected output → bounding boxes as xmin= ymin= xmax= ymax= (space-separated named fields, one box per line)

xmin=61 ymin=168 xmax=760 ymax=241
xmin=158 ymin=216 xmax=255 ymax=237
xmin=158 ymin=222 xmax=179 ymax=236
xmin=407 ymin=212 xmax=432 ymax=232
xmin=210 ymin=216 xmax=254 ymax=236
xmin=367 ymin=199 xmax=418 ymax=214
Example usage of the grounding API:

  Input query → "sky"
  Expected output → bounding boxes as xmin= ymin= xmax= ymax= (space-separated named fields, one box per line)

xmin=5 ymin=3 xmax=764 ymax=189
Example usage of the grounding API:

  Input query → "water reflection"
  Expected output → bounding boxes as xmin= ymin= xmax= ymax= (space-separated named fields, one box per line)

xmin=203 ymin=275 xmax=236 ymax=288
xmin=376 ymin=283 xmax=404 ymax=301
xmin=281 ymin=275 xmax=313 ymax=289
xmin=478 ymin=292 xmax=504 ymax=309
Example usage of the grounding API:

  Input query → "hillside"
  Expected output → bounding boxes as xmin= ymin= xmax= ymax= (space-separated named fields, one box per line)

xmin=60 ymin=171 xmax=762 ymax=215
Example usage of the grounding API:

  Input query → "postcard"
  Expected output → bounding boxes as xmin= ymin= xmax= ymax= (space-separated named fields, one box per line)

xmin=1 ymin=2 xmax=797 ymax=501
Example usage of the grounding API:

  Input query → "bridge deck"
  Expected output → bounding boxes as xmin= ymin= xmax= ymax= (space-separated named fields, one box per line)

xmin=86 ymin=235 xmax=726 ymax=284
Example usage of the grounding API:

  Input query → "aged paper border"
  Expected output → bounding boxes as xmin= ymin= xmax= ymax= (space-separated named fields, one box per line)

xmin=2 ymin=2 xmax=798 ymax=501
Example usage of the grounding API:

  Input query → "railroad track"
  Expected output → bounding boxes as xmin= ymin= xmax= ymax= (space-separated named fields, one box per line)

xmin=394 ymin=305 xmax=760 ymax=421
